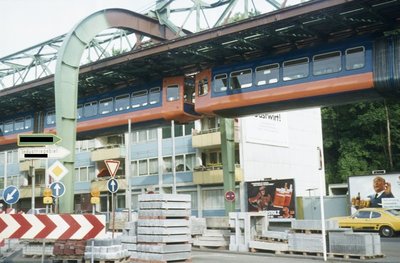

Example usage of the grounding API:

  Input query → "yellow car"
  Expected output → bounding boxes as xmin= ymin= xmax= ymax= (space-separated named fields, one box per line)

xmin=332 ymin=208 xmax=400 ymax=237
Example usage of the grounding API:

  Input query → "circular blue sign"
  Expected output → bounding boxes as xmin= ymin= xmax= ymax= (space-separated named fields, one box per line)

xmin=50 ymin=182 xmax=66 ymax=197
xmin=107 ymin=178 xmax=119 ymax=193
xmin=2 ymin=185 xmax=20 ymax=205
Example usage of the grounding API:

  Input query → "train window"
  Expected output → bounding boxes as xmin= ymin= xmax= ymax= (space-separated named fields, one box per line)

xmin=149 ymin=87 xmax=161 ymax=104
xmin=77 ymin=105 xmax=83 ymax=119
xmin=313 ymin=51 xmax=341 ymax=75
xmin=346 ymin=46 xmax=365 ymax=70
xmin=0 ymin=123 xmax=3 ymax=134
xmin=214 ymin=74 xmax=227 ymax=92
xmin=14 ymin=118 xmax=24 ymax=131
xmin=4 ymin=121 xmax=13 ymax=133
xmin=115 ymin=94 xmax=130 ymax=111
xmin=84 ymin=101 xmax=98 ymax=117
xmin=132 ymin=90 xmax=148 ymax=108
xmin=255 ymin=63 xmax=279 ymax=85
xmin=283 ymin=57 xmax=309 ymax=81
xmin=99 ymin=98 xmax=113 ymax=115
xmin=198 ymin=78 xmax=209 ymax=96
xmin=25 ymin=116 xmax=32 ymax=129
xmin=167 ymin=85 xmax=180 ymax=101
xmin=47 ymin=111 xmax=55 ymax=125
xmin=230 ymin=69 xmax=252 ymax=89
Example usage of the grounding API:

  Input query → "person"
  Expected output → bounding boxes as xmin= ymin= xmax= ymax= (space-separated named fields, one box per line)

xmin=248 ymin=186 xmax=272 ymax=211
xmin=368 ymin=176 xmax=394 ymax=207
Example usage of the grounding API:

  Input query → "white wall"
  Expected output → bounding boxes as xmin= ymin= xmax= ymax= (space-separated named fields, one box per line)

xmin=240 ymin=108 xmax=325 ymax=196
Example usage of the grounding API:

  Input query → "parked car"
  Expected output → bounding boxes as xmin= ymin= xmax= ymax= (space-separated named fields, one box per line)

xmin=331 ymin=208 xmax=400 ymax=237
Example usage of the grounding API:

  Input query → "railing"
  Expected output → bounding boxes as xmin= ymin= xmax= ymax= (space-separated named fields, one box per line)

xmin=192 ymin=127 xmax=220 ymax=136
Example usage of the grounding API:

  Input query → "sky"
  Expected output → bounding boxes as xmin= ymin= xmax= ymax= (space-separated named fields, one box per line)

xmin=0 ymin=0 xmax=304 ymax=58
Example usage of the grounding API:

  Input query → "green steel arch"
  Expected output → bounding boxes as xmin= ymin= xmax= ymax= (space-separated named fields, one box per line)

xmin=55 ymin=8 xmax=176 ymax=213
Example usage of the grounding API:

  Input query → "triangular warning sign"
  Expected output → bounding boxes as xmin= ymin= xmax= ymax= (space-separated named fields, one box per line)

xmin=104 ymin=160 xmax=120 ymax=177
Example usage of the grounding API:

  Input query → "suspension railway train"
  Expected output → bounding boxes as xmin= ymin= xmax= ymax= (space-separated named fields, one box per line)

xmin=0 ymin=35 xmax=399 ymax=148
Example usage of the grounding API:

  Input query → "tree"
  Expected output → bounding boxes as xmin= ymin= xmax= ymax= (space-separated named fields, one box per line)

xmin=322 ymin=99 xmax=400 ymax=183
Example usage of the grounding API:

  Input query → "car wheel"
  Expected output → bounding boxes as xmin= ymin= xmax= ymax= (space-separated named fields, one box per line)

xmin=379 ymin=226 xmax=394 ymax=237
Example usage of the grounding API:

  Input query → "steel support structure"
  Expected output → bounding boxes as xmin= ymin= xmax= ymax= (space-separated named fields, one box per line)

xmin=54 ymin=9 xmax=175 ymax=213
xmin=220 ymin=118 xmax=236 ymax=214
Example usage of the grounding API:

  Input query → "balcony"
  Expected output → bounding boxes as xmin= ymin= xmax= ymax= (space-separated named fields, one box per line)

xmin=19 ymin=159 xmax=46 ymax=172
xmin=91 ymin=178 xmax=127 ymax=192
xmin=193 ymin=164 xmax=243 ymax=185
xmin=192 ymin=128 xmax=221 ymax=149
xmin=91 ymin=144 xmax=126 ymax=162
xmin=20 ymin=184 xmax=45 ymax=198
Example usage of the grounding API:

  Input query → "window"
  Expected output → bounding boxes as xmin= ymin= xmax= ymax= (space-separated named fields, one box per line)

xmin=283 ymin=57 xmax=309 ymax=81
xmin=214 ymin=74 xmax=227 ymax=92
xmin=163 ymin=157 xmax=172 ymax=173
xmin=174 ymin=124 xmax=183 ymax=137
xmin=346 ymin=46 xmax=365 ymax=70
xmin=14 ymin=118 xmax=24 ymax=131
xmin=99 ymin=98 xmax=113 ymax=115
xmin=185 ymin=154 xmax=196 ymax=171
xmin=115 ymin=94 xmax=130 ymax=111
xmin=131 ymin=161 xmax=138 ymax=176
xmin=149 ymin=87 xmax=161 ymax=104
xmin=46 ymin=111 xmax=55 ymax=125
xmin=24 ymin=116 xmax=32 ymax=129
xmin=371 ymin=212 xmax=381 ymax=218
xmin=148 ymin=128 xmax=157 ymax=141
xmin=149 ymin=158 xmax=158 ymax=175
xmin=230 ymin=69 xmax=252 ymax=89
xmin=202 ymin=189 xmax=224 ymax=209
xmin=132 ymin=90 xmax=148 ymax=108
xmin=162 ymin=126 xmax=171 ymax=139
xmin=256 ymin=63 xmax=279 ymax=85
xmin=139 ymin=160 xmax=148 ymax=176
xmin=198 ymin=78 xmax=209 ymax=96
xmin=176 ymin=155 xmax=185 ymax=171
xmin=313 ymin=51 xmax=341 ymax=75
xmin=4 ymin=121 xmax=13 ymax=133
xmin=138 ymin=130 xmax=147 ymax=142
xmin=84 ymin=101 xmax=97 ymax=117
xmin=0 ymin=123 xmax=3 ymax=134
xmin=355 ymin=211 xmax=370 ymax=219
xmin=77 ymin=105 xmax=83 ymax=119
xmin=184 ymin=122 xmax=194 ymax=136
xmin=167 ymin=85 xmax=180 ymax=101
xmin=75 ymin=166 xmax=94 ymax=182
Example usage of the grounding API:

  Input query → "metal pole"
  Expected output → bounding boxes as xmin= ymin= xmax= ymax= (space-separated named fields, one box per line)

xmin=317 ymin=147 xmax=327 ymax=261
xmin=158 ymin=127 xmax=164 ymax=194
xmin=91 ymin=204 xmax=95 ymax=263
xmin=41 ymin=205 xmax=49 ymax=263
xmin=30 ymin=161 xmax=35 ymax=212
xmin=126 ymin=119 xmax=132 ymax=221
xmin=171 ymin=120 xmax=176 ymax=194
xmin=112 ymin=192 xmax=115 ymax=239
xmin=3 ymin=152 xmax=7 ymax=189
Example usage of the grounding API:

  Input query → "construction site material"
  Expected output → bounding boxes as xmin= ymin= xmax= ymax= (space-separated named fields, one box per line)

xmin=133 ymin=194 xmax=192 ymax=263
xmin=328 ymin=232 xmax=382 ymax=256
xmin=84 ymin=238 xmax=129 ymax=261
xmin=291 ymin=220 xmax=339 ymax=232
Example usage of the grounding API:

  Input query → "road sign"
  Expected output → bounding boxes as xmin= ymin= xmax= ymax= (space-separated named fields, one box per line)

xmin=18 ymin=134 xmax=62 ymax=147
xmin=18 ymin=145 xmax=71 ymax=160
xmin=104 ymin=160 xmax=120 ymax=177
xmin=0 ymin=214 xmax=106 ymax=240
xmin=225 ymin=190 xmax=236 ymax=202
xmin=48 ymin=160 xmax=68 ymax=181
xmin=107 ymin=178 xmax=119 ymax=193
xmin=50 ymin=182 xmax=66 ymax=198
xmin=2 ymin=186 xmax=20 ymax=205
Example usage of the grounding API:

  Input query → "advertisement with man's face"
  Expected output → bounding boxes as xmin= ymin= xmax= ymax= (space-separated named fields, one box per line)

xmin=348 ymin=174 xmax=400 ymax=213
xmin=247 ymin=179 xmax=295 ymax=219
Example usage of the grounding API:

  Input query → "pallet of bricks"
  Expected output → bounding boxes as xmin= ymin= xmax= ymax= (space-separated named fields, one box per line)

xmin=52 ymin=239 xmax=86 ymax=262
xmin=132 ymin=194 xmax=192 ymax=263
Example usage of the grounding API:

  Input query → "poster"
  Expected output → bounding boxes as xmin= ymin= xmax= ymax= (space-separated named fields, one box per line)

xmin=247 ymin=179 xmax=295 ymax=219
xmin=348 ymin=174 xmax=400 ymax=213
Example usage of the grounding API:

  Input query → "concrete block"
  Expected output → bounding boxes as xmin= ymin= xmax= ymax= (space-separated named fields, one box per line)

xmin=139 ymin=201 xmax=191 ymax=210
xmin=137 ymin=234 xmax=191 ymax=243
xmin=138 ymin=219 xmax=189 ymax=227
xmin=137 ymin=243 xmax=191 ymax=253
xmin=291 ymin=220 xmax=339 ymax=231
xmin=288 ymin=233 xmax=324 ymax=253
xmin=249 ymin=240 xmax=289 ymax=252
xmin=139 ymin=209 xmax=191 ymax=218
xmin=137 ymin=226 xmax=190 ymax=235
xmin=137 ymin=252 xmax=191 ymax=261
xmin=138 ymin=194 xmax=191 ymax=202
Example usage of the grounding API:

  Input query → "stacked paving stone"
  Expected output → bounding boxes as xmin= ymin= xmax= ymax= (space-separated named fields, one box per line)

xmin=83 ymin=238 xmax=129 ymax=262
xmin=329 ymin=232 xmax=382 ymax=257
xmin=134 ymin=194 xmax=192 ymax=263
xmin=193 ymin=229 xmax=230 ymax=248
xmin=53 ymin=240 xmax=86 ymax=258
xmin=288 ymin=220 xmax=340 ymax=253
xmin=22 ymin=242 xmax=54 ymax=257
xmin=121 ymin=220 xmax=138 ymax=259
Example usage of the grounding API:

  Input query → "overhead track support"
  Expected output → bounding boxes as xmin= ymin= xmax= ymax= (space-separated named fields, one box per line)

xmin=55 ymin=8 xmax=176 ymax=213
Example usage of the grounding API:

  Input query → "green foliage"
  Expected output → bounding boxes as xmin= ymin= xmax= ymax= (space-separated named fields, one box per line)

xmin=322 ymin=100 xmax=400 ymax=183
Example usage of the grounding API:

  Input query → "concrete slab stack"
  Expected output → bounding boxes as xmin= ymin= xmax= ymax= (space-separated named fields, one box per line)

xmin=133 ymin=194 xmax=192 ymax=263
xmin=22 ymin=242 xmax=54 ymax=257
xmin=329 ymin=232 xmax=382 ymax=257
xmin=249 ymin=231 xmax=289 ymax=253
xmin=83 ymin=238 xmax=129 ymax=262
xmin=121 ymin=220 xmax=138 ymax=259
xmin=193 ymin=229 xmax=230 ymax=248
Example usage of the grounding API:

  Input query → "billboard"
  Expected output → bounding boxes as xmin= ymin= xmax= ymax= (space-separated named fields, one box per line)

xmin=348 ymin=174 xmax=400 ymax=213
xmin=247 ymin=179 xmax=295 ymax=219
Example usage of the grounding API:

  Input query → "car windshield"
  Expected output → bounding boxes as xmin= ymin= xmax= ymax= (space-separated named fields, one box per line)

xmin=386 ymin=209 xmax=400 ymax=216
